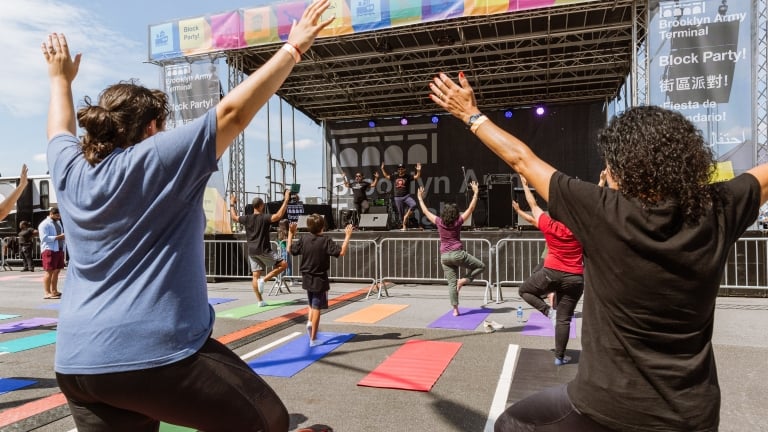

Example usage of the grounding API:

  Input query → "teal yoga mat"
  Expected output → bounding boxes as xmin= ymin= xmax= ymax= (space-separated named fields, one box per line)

xmin=0 ymin=331 xmax=57 ymax=353
xmin=0 ymin=314 xmax=20 ymax=320
xmin=216 ymin=300 xmax=296 ymax=319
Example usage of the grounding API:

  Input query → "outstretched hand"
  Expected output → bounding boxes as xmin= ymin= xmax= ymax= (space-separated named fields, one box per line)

xmin=19 ymin=164 xmax=28 ymax=189
xmin=286 ymin=0 xmax=335 ymax=54
xmin=289 ymin=222 xmax=298 ymax=234
xmin=429 ymin=72 xmax=478 ymax=123
xmin=417 ymin=186 xmax=426 ymax=200
xmin=42 ymin=33 xmax=80 ymax=83
xmin=469 ymin=180 xmax=479 ymax=194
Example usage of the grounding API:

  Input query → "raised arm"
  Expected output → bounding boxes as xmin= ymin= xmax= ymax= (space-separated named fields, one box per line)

xmin=338 ymin=224 xmax=353 ymax=257
xmin=42 ymin=33 xmax=81 ymax=139
xmin=520 ymin=176 xmax=544 ymax=221
xmin=0 ymin=165 xmax=28 ymax=220
xmin=287 ymin=222 xmax=298 ymax=255
xmin=413 ymin=162 xmax=422 ymax=180
xmin=270 ymin=189 xmax=292 ymax=223
xmin=460 ymin=181 xmax=479 ymax=222
xmin=430 ymin=72 xmax=556 ymax=201
xmin=416 ymin=187 xmax=437 ymax=224
xmin=380 ymin=162 xmax=390 ymax=180
xmin=342 ymin=172 xmax=350 ymax=188
xmin=229 ymin=194 xmax=240 ymax=221
xmin=748 ymin=164 xmax=768 ymax=205
xmin=512 ymin=200 xmax=538 ymax=228
xmin=215 ymin=0 xmax=333 ymax=158
xmin=370 ymin=171 xmax=380 ymax=187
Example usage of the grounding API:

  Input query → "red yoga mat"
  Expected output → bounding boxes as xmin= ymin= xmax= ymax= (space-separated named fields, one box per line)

xmin=357 ymin=339 xmax=462 ymax=392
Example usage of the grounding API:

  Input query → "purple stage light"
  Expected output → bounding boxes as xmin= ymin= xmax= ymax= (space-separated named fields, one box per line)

xmin=535 ymin=106 xmax=545 ymax=116
xmin=400 ymin=117 xmax=408 ymax=125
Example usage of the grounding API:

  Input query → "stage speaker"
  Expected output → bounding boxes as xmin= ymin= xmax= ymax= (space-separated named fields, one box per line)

xmin=359 ymin=214 xmax=389 ymax=230
xmin=487 ymin=183 xmax=515 ymax=228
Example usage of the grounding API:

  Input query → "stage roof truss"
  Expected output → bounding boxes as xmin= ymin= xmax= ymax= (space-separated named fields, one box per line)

xmin=229 ymin=0 xmax=642 ymax=122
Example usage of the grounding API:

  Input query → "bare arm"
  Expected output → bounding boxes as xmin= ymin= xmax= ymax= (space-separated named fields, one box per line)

xmin=512 ymin=200 xmax=538 ymax=228
xmin=338 ymin=224 xmax=353 ymax=256
xmin=416 ymin=187 xmax=437 ymax=224
xmin=287 ymin=222 xmax=297 ymax=254
xmin=370 ymin=172 xmax=380 ymax=188
xmin=460 ymin=181 xmax=479 ymax=222
xmin=215 ymin=1 xmax=333 ymax=158
xmin=380 ymin=163 xmax=390 ymax=180
xmin=270 ymin=189 xmax=292 ymax=223
xmin=0 ymin=165 xmax=28 ymax=220
xmin=42 ymin=34 xmax=81 ymax=139
xmin=342 ymin=172 xmax=350 ymax=187
xmin=229 ymin=194 xmax=239 ymax=221
xmin=413 ymin=162 xmax=422 ymax=180
xmin=430 ymin=72 xmax=556 ymax=200
xmin=520 ymin=176 xmax=544 ymax=221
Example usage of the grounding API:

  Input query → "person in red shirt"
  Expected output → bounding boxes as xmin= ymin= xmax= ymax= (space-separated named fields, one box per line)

xmin=513 ymin=175 xmax=583 ymax=366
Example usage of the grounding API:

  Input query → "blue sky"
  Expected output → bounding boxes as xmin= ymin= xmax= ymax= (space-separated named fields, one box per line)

xmin=0 ymin=0 xmax=324 ymax=201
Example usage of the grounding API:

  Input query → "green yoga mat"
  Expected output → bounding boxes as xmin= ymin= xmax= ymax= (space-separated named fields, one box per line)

xmin=0 ymin=331 xmax=57 ymax=353
xmin=216 ymin=300 xmax=296 ymax=319
xmin=159 ymin=423 xmax=195 ymax=432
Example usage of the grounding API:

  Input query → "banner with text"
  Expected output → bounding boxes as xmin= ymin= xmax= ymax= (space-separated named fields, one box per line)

xmin=162 ymin=61 xmax=230 ymax=234
xmin=649 ymin=0 xmax=752 ymax=176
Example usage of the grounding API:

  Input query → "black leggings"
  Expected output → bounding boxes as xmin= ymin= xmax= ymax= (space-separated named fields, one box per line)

xmin=56 ymin=338 xmax=288 ymax=432
xmin=518 ymin=267 xmax=584 ymax=358
xmin=494 ymin=384 xmax=615 ymax=431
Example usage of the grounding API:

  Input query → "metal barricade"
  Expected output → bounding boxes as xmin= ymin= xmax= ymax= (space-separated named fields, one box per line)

xmin=494 ymin=238 xmax=547 ymax=301
xmin=2 ymin=236 xmax=44 ymax=271
xmin=720 ymin=237 xmax=768 ymax=295
xmin=378 ymin=237 xmax=495 ymax=303
xmin=203 ymin=239 xmax=251 ymax=280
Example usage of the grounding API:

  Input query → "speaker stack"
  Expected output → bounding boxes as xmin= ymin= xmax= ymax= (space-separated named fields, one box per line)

xmin=486 ymin=174 xmax=517 ymax=229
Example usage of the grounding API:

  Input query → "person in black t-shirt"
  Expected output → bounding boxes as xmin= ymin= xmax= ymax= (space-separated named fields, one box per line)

xmin=287 ymin=215 xmax=352 ymax=347
xmin=432 ymin=72 xmax=768 ymax=432
xmin=230 ymin=190 xmax=290 ymax=306
xmin=381 ymin=162 xmax=421 ymax=230
xmin=342 ymin=170 xmax=379 ymax=221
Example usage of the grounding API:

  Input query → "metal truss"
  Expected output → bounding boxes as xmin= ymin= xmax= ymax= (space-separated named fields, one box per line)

xmin=757 ymin=0 xmax=768 ymax=164
xmin=226 ymin=53 xmax=247 ymax=211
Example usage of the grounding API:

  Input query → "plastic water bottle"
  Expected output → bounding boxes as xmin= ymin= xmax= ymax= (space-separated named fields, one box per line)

xmin=516 ymin=306 xmax=524 ymax=322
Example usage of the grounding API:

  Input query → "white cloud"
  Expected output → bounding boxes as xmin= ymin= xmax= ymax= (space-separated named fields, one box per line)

xmin=32 ymin=153 xmax=47 ymax=163
xmin=288 ymin=138 xmax=317 ymax=150
xmin=0 ymin=0 xmax=157 ymax=118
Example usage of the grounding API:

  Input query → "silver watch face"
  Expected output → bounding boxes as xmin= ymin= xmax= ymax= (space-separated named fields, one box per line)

xmin=468 ymin=114 xmax=481 ymax=126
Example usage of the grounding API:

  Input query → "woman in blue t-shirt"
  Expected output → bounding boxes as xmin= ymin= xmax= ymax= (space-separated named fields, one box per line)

xmin=41 ymin=2 xmax=334 ymax=431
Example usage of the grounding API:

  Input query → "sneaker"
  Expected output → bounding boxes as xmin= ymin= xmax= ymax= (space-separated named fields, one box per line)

xmin=257 ymin=278 xmax=265 ymax=294
xmin=554 ymin=355 xmax=572 ymax=366
xmin=309 ymin=339 xmax=322 ymax=348
xmin=258 ymin=301 xmax=268 ymax=307
xmin=306 ymin=322 xmax=312 ymax=335
xmin=548 ymin=308 xmax=557 ymax=329
xmin=486 ymin=320 xmax=504 ymax=330
xmin=483 ymin=321 xmax=495 ymax=333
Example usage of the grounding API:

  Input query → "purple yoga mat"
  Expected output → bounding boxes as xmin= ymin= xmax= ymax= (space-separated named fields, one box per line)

xmin=0 ymin=317 xmax=58 ymax=334
xmin=521 ymin=311 xmax=577 ymax=338
xmin=208 ymin=297 xmax=236 ymax=306
xmin=427 ymin=307 xmax=491 ymax=330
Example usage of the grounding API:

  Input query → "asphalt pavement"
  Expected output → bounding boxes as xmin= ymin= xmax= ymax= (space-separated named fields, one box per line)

xmin=1 ymin=269 xmax=767 ymax=431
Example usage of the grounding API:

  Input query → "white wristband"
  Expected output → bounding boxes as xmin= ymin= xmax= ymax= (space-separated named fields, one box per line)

xmin=281 ymin=43 xmax=301 ymax=64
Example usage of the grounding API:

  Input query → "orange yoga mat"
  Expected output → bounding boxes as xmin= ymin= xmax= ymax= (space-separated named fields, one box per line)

xmin=334 ymin=304 xmax=409 ymax=324
xmin=357 ymin=339 xmax=462 ymax=391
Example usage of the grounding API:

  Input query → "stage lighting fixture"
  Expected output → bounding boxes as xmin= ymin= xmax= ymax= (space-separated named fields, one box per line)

xmin=436 ymin=32 xmax=455 ymax=47
xmin=504 ymin=110 xmax=513 ymax=119
xmin=375 ymin=39 xmax=392 ymax=54
xmin=400 ymin=117 xmax=408 ymax=126
xmin=368 ymin=119 xmax=376 ymax=128
xmin=431 ymin=115 xmax=439 ymax=124
xmin=535 ymin=106 xmax=545 ymax=116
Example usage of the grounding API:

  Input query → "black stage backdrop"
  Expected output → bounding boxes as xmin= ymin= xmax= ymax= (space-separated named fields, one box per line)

xmin=326 ymin=103 xmax=604 ymax=228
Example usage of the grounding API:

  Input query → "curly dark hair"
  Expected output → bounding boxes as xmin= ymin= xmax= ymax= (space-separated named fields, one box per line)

xmin=77 ymin=80 xmax=169 ymax=165
xmin=597 ymin=105 xmax=715 ymax=225
xmin=440 ymin=203 xmax=460 ymax=226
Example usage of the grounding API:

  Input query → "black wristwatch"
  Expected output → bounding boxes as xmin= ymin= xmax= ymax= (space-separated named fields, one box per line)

xmin=466 ymin=113 xmax=483 ymax=128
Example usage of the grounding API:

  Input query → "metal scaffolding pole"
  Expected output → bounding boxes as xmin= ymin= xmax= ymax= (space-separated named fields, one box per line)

xmin=756 ymin=0 xmax=768 ymax=164
xmin=226 ymin=52 xmax=246 ymax=212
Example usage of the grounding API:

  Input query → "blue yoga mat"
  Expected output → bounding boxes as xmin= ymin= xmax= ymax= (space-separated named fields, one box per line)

xmin=208 ymin=297 xmax=236 ymax=306
xmin=248 ymin=332 xmax=355 ymax=378
xmin=0 ymin=317 xmax=57 ymax=334
xmin=0 ymin=331 xmax=57 ymax=353
xmin=0 ymin=377 xmax=36 ymax=395
xmin=427 ymin=307 xmax=491 ymax=330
